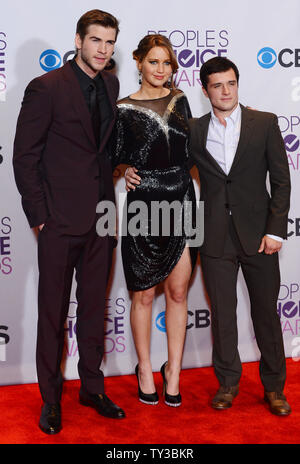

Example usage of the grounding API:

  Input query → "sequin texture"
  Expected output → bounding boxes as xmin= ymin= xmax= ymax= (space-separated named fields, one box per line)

xmin=110 ymin=89 xmax=198 ymax=291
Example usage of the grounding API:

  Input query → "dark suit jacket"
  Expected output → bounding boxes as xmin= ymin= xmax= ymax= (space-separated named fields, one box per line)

xmin=188 ymin=104 xmax=291 ymax=257
xmin=13 ymin=61 xmax=119 ymax=235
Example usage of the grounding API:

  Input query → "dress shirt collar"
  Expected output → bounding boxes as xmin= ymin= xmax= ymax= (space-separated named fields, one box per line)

xmin=70 ymin=58 xmax=102 ymax=90
xmin=210 ymin=103 xmax=241 ymax=126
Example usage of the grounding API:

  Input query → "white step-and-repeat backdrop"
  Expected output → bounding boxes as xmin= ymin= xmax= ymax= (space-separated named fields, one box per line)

xmin=1 ymin=0 xmax=300 ymax=385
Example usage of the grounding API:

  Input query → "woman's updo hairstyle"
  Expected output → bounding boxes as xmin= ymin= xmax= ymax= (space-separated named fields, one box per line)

xmin=133 ymin=34 xmax=178 ymax=88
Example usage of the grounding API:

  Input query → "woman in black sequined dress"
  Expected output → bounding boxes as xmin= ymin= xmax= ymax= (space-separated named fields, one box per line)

xmin=110 ymin=35 xmax=198 ymax=407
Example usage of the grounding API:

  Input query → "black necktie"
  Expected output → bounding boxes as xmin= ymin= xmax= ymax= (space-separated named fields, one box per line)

xmin=88 ymin=82 xmax=101 ymax=149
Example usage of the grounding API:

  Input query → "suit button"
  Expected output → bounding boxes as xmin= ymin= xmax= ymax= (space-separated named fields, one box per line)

xmin=226 ymin=180 xmax=232 ymax=184
xmin=225 ymin=203 xmax=230 ymax=209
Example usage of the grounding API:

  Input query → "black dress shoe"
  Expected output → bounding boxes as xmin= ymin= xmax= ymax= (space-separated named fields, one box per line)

xmin=160 ymin=362 xmax=182 ymax=407
xmin=135 ymin=364 xmax=159 ymax=405
xmin=212 ymin=385 xmax=239 ymax=410
xmin=39 ymin=403 xmax=61 ymax=434
xmin=264 ymin=391 xmax=291 ymax=416
xmin=79 ymin=389 xmax=125 ymax=419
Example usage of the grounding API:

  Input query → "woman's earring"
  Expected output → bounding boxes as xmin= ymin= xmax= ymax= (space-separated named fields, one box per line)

xmin=138 ymin=71 xmax=142 ymax=85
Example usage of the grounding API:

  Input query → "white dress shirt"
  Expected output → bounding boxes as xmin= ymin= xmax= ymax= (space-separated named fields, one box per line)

xmin=206 ymin=103 xmax=282 ymax=242
xmin=207 ymin=103 xmax=241 ymax=175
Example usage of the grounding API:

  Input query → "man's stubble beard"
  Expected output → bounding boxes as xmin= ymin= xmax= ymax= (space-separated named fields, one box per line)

xmin=80 ymin=50 xmax=106 ymax=75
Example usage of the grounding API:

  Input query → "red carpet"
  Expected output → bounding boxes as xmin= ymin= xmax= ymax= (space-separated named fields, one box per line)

xmin=1 ymin=358 xmax=299 ymax=445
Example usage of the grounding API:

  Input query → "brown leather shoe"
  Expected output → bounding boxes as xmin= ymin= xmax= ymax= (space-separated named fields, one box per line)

xmin=212 ymin=385 xmax=239 ymax=410
xmin=264 ymin=391 xmax=291 ymax=416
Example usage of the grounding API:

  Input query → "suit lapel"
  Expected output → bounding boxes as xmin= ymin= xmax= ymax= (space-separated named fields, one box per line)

xmin=200 ymin=104 xmax=255 ymax=176
xmin=61 ymin=61 xmax=96 ymax=146
xmin=229 ymin=104 xmax=255 ymax=174
xmin=200 ymin=113 xmax=227 ymax=176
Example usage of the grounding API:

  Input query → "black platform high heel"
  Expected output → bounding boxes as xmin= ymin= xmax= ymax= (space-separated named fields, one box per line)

xmin=135 ymin=365 xmax=159 ymax=405
xmin=160 ymin=362 xmax=182 ymax=407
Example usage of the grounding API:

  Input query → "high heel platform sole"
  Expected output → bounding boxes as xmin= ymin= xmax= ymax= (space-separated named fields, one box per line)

xmin=165 ymin=399 xmax=181 ymax=407
xmin=139 ymin=397 xmax=159 ymax=405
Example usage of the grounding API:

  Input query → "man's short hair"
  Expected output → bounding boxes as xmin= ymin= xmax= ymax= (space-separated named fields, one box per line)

xmin=76 ymin=9 xmax=120 ymax=41
xmin=200 ymin=57 xmax=239 ymax=90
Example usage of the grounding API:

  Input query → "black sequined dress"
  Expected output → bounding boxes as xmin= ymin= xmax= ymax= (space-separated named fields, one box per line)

xmin=111 ymin=89 xmax=197 ymax=291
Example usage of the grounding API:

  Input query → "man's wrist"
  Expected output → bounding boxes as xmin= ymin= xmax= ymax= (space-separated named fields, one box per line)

xmin=266 ymin=234 xmax=283 ymax=242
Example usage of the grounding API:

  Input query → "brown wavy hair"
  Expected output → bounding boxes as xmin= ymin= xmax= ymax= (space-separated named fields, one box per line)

xmin=133 ymin=34 xmax=178 ymax=88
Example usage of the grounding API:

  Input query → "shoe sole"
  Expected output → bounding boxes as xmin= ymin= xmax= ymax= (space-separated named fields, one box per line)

xmin=165 ymin=400 xmax=181 ymax=407
xmin=139 ymin=398 xmax=159 ymax=405
xmin=269 ymin=409 xmax=291 ymax=416
xmin=211 ymin=402 xmax=232 ymax=410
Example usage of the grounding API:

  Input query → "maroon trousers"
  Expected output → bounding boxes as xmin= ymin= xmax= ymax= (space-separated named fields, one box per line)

xmin=36 ymin=218 xmax=113 ymax=404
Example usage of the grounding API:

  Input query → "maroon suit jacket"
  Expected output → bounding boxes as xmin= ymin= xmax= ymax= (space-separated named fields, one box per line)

xmin=13 ymin=61 xmax=119 ymax=235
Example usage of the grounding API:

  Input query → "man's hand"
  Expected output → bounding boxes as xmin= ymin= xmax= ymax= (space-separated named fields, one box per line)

xmin=258 ymin=235 xmax=282 ymax=254
xmin=125 ymin=167 xmax=141 ymax=192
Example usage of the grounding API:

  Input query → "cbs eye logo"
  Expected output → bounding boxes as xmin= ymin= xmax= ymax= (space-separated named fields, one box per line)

xmin=39 ymin=49 xmax=62 ymax=72
xmin=258 ymin=46 xmax=300 ymax=69
xmin=155 ymin=311 xmax=166 ymax=333
xmin=39 ymin=49 xmax=116 ymax=73
xmin=257 ymin=47 xmax=277 ymax=69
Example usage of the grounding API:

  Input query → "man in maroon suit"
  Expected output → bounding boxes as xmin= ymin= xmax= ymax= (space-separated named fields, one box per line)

xmin=13 ymin=10 xmax=125 ymax=434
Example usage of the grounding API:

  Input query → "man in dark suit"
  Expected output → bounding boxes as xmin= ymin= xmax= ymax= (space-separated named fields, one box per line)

xmin=188 ymin=57 xmax=291 ymax=415
xmin=13 ymin=10 xmax=125 ymax=434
